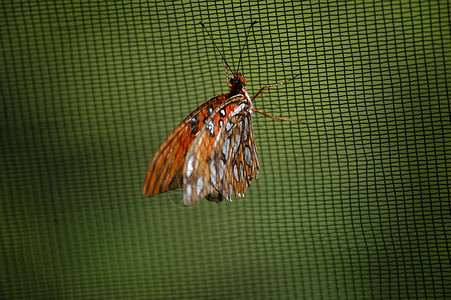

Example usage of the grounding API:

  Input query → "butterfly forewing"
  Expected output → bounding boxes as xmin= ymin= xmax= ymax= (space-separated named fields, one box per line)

xmin=182 ymin=95 xmax=259 ymax=205
xmin=142 ymin=93 xmax=229 ymax=197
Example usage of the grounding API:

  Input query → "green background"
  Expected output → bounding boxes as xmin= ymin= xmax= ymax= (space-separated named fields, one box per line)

xmin=1 ymin=1 xmax=450 ymax=299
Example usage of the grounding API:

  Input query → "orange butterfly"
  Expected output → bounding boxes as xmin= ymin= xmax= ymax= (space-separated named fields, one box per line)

xmin=142 ymin=21 xmax=304 ymax=205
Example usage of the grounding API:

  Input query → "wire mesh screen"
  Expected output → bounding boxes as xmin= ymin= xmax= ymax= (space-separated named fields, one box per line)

xmin=1 ymin=1 xmax=450 ymax=299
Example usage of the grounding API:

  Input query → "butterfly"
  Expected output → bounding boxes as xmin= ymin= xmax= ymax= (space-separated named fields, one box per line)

xmin=142 ymin=21 xmax=304 ymax=205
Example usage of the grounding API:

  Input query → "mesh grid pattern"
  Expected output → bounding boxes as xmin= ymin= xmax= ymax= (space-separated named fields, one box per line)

xmin=1 ymin=1 xmax=450 ymax=299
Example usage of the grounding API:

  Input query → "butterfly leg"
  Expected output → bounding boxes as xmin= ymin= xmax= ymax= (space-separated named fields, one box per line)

xmin=251 ymin=73 xmax=302 ymax=101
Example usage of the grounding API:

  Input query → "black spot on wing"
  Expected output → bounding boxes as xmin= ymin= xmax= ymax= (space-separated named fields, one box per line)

xmin=189 ymin=114 xmax=199 ymax=134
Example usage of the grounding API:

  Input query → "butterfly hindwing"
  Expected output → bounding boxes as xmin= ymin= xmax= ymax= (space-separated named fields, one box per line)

xmin=182 ymin=95 xmax=260 ymax=205
xmin=212 ymin=111 xmax=260 ymax=201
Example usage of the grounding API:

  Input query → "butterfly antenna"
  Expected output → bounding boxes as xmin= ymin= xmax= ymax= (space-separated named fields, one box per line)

xmin=200 ymin=21 xmax=234 ymax=75
xmin=236 ymin=20 xmax=259 ymax=73
xmin=222 ymin=60 xmax=232 ymax=87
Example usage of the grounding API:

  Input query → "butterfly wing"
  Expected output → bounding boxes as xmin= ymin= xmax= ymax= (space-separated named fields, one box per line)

xmin=142 ymin=93 xmax=229 ymax=197
xmin=182 ymin=95 xmax=260 ymax=205
xmin=213 ymin=111 xmax=260 ymax=200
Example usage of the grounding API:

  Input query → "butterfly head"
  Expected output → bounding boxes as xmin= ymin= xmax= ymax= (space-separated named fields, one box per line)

xmin=230 ymin=72 xmax=247 ymax=86
xmin=229 ymin=72 xmax=247 ymax=95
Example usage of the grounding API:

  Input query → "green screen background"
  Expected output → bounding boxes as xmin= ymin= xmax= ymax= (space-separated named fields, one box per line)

xmin=1 ymin=1 xmax=450 ymax=299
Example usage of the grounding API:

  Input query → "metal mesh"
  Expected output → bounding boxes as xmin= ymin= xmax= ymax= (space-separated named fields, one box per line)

xmin=1 ymin=1 xmax=450 ymax=299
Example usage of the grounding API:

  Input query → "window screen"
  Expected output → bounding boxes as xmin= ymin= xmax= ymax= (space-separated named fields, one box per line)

xmin=1 ymin=1 xmax=450 ymax=299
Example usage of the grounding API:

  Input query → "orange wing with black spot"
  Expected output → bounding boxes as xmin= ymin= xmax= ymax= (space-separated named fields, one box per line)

xmin=142 ymin=93 xmax=229 ymax=197
xmin=142 ymin=93 xmax=260 ymax=206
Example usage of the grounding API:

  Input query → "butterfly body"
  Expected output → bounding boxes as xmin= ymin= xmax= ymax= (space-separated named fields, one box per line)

xmin=142 ymin=72 xmax=259 ymax=205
